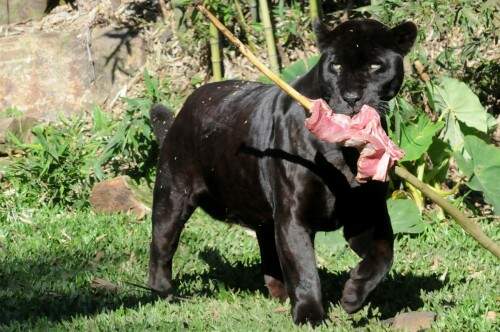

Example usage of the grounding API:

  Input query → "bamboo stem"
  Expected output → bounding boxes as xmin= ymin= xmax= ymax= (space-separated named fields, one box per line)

xmin=395 ymin=166 xmax=500 ymax=258
xmin=258 ymin=0 xmax=280 ymax=74
xmin=309 ymin=0 xmax=320 ymax=22
xmin=209 ymin=22 xmax=223 ymax=81
xmin=198 ymin=5 xmax=312 ymax=110
xmin=249 ymin=0 xmax=259 ymax=23
xmin=233 ymin=0 xmax=258 ymax=52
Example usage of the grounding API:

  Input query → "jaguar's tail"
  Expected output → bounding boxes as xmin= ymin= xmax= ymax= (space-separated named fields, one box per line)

xmin=150 ymin=103 xmax=175 ymax=147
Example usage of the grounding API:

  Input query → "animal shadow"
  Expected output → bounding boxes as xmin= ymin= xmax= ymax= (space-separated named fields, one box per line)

xmin=176 ymin=247 xmax=444 ymax=321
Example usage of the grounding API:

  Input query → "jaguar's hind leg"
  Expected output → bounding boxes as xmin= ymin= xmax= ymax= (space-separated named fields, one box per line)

xmin=256 ymin=224 xmax=287 ymax=301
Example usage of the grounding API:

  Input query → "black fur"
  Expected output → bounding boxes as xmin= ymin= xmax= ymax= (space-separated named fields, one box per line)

xmin=150 ymin=104 xmax=175 ymax=147
xmin=149 ymin=19 xmax=416 ymax=325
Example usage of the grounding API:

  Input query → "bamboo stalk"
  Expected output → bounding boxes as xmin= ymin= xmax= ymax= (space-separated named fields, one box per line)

xmin=209 ymin=21 xmax=223 ymax=81
xmin=249 ymin=0 xmax=259 ymax=22
xmin=309 ymin=0 xmax=320 ymax=22
xmin=233 ymin=0 xmax=258 ymax=52
xmin=197 ymin=5 xmax=500 ymax=259
xmin=198 ymin=5 xmax=311 ymax=109
xmin=258 ymin=0 xmax=280 ymax=73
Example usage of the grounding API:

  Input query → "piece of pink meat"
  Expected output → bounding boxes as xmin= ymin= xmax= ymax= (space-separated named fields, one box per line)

xmin=305 ymin=99 xmax=404 ymax=182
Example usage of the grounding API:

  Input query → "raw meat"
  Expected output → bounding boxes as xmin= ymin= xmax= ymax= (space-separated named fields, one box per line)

xmin=305 ymin=99 xmax=404 ymax=182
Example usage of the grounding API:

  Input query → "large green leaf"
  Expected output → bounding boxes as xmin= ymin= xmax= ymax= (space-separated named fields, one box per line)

xmin=387 ymin=199 xmax=424 ymax=234
xmin=424 ymin=138 xmax=451 ymax=184
xmin=400 ymin=114 xmax=444 ymax=162
xmin=457 ymin=136 xmax=500 ymax=214
xmin=431 ymin=77 xmax=490 ymax=150
xmin=441 ymin=110 xmax=465 ymax=151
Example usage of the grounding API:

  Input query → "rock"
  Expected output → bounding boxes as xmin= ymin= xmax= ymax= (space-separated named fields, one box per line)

xmin=0 ymin=116 xmax=38 ymax=143
xmin=0 ymin=26 xmax=145 ymax=122
xmin=90 ymin=176 xmax=151 ymax=219
xmin=0 ymin=116 xmax=39 ymax=155
xmin=392 ymin=311 xmax=436 ymax=332
xmin=0 ymin=0 xmax=48 ymax=25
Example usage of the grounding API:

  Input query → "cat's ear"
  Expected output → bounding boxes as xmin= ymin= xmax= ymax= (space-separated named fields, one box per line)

xmin=391 ymin=22 xmax=417 ymax=55
xmin=313 ymin=20 xmax=333 ymax=51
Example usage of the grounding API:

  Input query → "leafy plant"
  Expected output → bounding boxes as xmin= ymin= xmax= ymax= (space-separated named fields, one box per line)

xmin=427 ymin=77 xmax=495 ymax=152
xmin=399 ymin=114 xmax=444 ymax=162
xmin=96 ymin=70 xmax=168 ymax=183
xmin=455 ymin=135 xmax=500 ymax=214
xmin=1 ymin=71 xmax=173 ymax=208
xmin=387 ymin=198 xmax=425 ymax=234
xmin=4 ymin=116 xmax=105 ymax=208
xmin=259 ymin=55 xmax=319 ymax=84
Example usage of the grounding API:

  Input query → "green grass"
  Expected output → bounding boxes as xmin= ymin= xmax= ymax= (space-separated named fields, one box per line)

xmin=0 ymin=207 xmax=498 ymax=331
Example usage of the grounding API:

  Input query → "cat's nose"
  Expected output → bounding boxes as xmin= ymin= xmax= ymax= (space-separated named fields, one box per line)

xmin=342 ymin=91 xmax=361 ymax=106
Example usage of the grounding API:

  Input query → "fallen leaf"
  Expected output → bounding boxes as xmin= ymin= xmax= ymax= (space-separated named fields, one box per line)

xmin=485 ymin=311 xmax=496 ymax=321
xmin=273 ymin=306 xmax=288 ymax=313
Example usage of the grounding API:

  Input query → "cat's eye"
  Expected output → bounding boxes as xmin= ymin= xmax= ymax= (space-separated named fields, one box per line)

xmin=330 ymin=63 xmax=341 ymax=72
xmin=370 ymin=63 xmax=382 ymax=72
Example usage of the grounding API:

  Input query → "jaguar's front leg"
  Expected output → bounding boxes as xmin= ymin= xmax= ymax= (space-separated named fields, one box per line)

xmin=274 ymin=208 xmax=325 ymax=325
xmin=341 ymin=211 xmax=394 ymax=313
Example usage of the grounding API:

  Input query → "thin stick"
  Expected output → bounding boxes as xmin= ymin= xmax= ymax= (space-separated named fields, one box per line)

xmin=310 ymin=0 xmax=320 ymax=22
xmin=198 ymin=5 xmax=500 ymax=259
xmin=197 ymin=5 xmax=312 ymax=110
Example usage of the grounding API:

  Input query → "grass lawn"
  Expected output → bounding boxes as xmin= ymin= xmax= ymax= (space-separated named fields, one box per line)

xmin=0 ymin=207 xmax=498 ymax=331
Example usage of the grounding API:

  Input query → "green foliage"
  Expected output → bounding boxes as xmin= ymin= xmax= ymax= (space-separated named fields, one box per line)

xmin=455 ymin=136 xmax=500 ymax=213
xmin=387 ymin=199 xmax=424 ymax=234
xmin=96 ymin=70 xmax=171 ymax=183
xmin=0 ymin=107 xmax=22 ymax=118
xmin=315 ymin=230 xmax=347 ymax=256
xmin=428 ymin=77 xmax=494 ymax=151
xmin=4 ymin=116 xmax=104 ymax=208
xmin=1 ymin=71 xmax=172 ymax=208
xmin=399 ymin=114 xmax=444 ymax=162
xmin=272 ymin=0 xmax=310 ymax=48
xmin=259 ymin=55 xmax=319 ymax=84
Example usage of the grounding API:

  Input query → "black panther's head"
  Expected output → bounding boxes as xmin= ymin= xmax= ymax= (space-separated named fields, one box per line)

xmin=314 ymin=19 xmax=417 ymax=116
